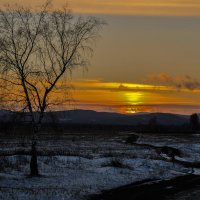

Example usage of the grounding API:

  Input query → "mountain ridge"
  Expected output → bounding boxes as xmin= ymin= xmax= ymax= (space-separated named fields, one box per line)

xmin=0 ymin=109 xmax=190 ymax=126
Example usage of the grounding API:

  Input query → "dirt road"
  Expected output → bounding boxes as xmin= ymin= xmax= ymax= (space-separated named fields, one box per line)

xmin=90 ymin=175 xmax=200 ymax=200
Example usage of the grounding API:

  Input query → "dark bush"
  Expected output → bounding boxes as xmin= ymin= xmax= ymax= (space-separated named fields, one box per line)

xmin=126 ymin=134 xmax=139 ymax=144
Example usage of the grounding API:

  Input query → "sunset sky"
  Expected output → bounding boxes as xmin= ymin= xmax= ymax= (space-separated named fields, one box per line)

xmin=1 ymin=0 xmax=200 ymax=115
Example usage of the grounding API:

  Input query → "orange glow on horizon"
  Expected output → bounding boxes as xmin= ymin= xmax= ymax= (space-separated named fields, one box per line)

xmin=50 ymin=80 xmax=200 ymax=115
xmin=1 ymin=78 xmax=200 ymax=115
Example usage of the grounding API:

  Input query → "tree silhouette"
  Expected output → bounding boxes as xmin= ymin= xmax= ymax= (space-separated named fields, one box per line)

xmin=190 ymin=113 xmax=199 ymax=132
xmin=148 ymin=116 xmax=158 ymax=131
xmin=0 ymin=0 xmax=104 ymax=176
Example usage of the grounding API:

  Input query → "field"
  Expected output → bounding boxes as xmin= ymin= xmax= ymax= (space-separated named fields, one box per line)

xmin=0 ymin=132 xmax=200 ymax=199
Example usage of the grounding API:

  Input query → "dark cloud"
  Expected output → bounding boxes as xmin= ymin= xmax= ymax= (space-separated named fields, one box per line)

xmin=147 ymin=73 xmax=200 ymax=90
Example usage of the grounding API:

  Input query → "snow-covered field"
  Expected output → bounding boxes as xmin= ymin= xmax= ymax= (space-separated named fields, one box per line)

xmin=0 ymin=132 xmax=200 ymax=200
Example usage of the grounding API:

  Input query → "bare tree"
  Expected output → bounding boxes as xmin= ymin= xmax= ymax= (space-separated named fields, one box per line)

xmin=0 ymin=1 xmax=104 ymax=176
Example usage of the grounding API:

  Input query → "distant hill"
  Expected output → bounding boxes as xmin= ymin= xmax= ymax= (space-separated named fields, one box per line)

xmin=52 ymin=110 xmax=189 ymax=126
xmin=0 ymin=109 xmax=190 ymax=126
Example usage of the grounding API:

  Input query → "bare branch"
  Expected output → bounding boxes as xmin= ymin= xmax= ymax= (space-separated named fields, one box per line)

xmin=0 ymin=0 xmax=104 ymax=129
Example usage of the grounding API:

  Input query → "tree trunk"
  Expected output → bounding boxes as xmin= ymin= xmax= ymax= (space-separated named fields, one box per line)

xmin=30 ymin=141 xmax=39 ymax=176
xmin=29 ymin=119 xmax=42 ymax=177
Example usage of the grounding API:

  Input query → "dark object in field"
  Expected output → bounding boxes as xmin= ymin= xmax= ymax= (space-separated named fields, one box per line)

xmin=90 ymin=175 xmax=200 ymax=200
xmin=157 ymin=146 xmax=181 ymax=161
xmin=126 ymin=134 xmax=139 ymax=144
xmin=109 ymin=159 xmax=129 ymax=169
xmin=101 ymin=158 xmax=128 ymax=169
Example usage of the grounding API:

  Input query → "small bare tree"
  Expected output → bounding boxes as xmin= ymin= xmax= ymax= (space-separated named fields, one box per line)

xmin=0 ymin=1 xmax=104 ymax=176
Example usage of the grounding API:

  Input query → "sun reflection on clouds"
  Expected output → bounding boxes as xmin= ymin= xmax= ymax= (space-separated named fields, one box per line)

xmin=123 ymin=91 xmax=144 ymax=109
xmin=123 ymin=92 xmax=144 ymax=105
xmin=51 ymin=79 xmax=200 ymax=115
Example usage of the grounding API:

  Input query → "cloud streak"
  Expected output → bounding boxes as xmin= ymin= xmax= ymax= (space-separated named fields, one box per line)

xmin=52 ymin=79 xmax=200 ymax=115
xmin=147 ymin=73 xmax=200 ymax=91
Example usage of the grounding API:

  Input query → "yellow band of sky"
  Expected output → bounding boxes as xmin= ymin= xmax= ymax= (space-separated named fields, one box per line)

xmin=1 ymin=0 xmax=200 ymax=16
